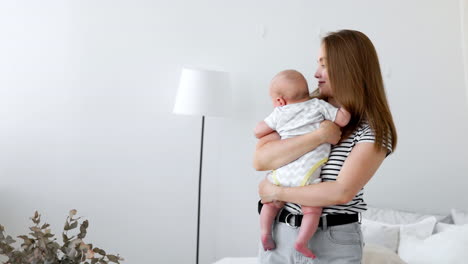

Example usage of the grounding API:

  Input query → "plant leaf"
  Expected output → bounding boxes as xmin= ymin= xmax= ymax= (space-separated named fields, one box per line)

xmin=18 ymin=235 xmax=29 ymax=240
xmin=5 ymin=235 xmax=16 ymax=244
xmin=32 ymin=211 xmax=41 ymax=224
xmin=80 ymin=220 xmax=89 ymax=233
xmin=77 ymin=231 xmax=87 ymax=239
xmin=106 ymin=255 xmax=120 ymax=263
xmin=69 ymin=209 xmax=77 ymax=218
xmin=93 ymin=248 xmax=106 ymax=256
xmin=64 ymin=221 xmax=70 ymax=230
xmin=30 ymin=226 xmax=42 ymax=233
xmin=64 ymin=221 xmax=78 ymax=231
xmin=70 ymin=221 xmax=78 ymax=230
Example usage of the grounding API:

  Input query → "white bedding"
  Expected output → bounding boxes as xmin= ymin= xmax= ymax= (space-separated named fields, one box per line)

xmin=362 ymin=244 xmax=406 ymax=264
xmin=213 ymin=244 xmax=406 ymax=264
xmin=212 ymin=257 xmax=257 ymax=264
xmin=213 ymin=208 xmax=468 ymax=264
xmin=363 ymin=206 xmax=468 ymax=264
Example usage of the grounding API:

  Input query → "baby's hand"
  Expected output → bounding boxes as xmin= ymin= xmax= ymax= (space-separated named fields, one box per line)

xmin=272 ymin=200 xmax=285 ymax=209
xmin=334 ymin=108 xmax=351 ymax=127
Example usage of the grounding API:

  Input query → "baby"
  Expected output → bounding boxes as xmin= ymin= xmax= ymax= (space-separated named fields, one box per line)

xmin=255 ymin=69 xmax=350 ymax=258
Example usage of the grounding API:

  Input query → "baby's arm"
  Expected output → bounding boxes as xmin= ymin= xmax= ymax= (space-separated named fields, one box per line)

xmin=254 ymin=121 xmax=275 ymax=139
xmin=334 ymin=108 xmax=351 ymax=127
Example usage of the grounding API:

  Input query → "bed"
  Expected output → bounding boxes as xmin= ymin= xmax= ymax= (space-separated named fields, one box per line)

xmin=213 ymin=207 xmax=468 ymax=264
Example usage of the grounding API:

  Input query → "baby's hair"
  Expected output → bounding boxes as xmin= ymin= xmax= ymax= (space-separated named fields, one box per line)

xmin=271 ymin=69 xmax=309 ymax=101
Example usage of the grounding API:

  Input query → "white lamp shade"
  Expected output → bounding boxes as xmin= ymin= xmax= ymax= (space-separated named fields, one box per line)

xmin=173 ymin=67 xmax=232 ymax=117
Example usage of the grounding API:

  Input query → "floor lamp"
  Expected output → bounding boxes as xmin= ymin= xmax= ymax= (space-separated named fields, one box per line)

xmin=173 ymin=67 xmax=231 ymax=264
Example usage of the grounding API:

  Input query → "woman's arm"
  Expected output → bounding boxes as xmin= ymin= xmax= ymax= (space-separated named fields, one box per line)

xmin=258 ymin=142 xmax=387 ymax=206
xmin=253 ymin=120 xmax=341 ymax=171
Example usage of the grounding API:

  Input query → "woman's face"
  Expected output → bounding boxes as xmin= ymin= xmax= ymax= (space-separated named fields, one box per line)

xmin=314 ymin=44 xmax=333 ymax=97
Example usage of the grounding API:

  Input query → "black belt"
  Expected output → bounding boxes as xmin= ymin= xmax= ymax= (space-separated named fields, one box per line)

xmin=258 ymin=201 xmax=359 ymax=228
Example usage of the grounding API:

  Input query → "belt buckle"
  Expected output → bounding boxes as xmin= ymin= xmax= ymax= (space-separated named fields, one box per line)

xmin=284 ymin=213 xmax=299 ymax=229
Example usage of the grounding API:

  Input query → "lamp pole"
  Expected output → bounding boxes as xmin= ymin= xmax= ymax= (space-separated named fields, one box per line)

xmin=196 ymin=115 xmax=205 ymax=264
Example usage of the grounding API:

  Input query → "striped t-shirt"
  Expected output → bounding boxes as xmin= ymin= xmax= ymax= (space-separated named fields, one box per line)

xmin=283 ymin=122 xmax=392 ymax=216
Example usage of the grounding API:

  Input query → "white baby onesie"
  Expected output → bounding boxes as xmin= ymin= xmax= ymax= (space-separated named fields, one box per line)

xmin=264 ymin=98 xmax=338 ymax=187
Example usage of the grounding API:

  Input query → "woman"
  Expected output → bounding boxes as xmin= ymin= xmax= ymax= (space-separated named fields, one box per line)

xmin=255 ymin=29 xmax=397 ymax=263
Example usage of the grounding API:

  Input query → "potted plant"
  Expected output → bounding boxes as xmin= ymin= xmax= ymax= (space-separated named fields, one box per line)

xmin=0 ymin=210 xmax=123 ymax=264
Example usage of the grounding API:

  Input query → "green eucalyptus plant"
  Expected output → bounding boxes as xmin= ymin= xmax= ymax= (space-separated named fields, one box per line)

xmin=0 ymin=210 xmax=123 ymax=264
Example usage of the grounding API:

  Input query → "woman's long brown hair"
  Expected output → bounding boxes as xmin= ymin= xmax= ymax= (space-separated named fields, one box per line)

xmin=313 ymin=29 xmax=397 ymax=152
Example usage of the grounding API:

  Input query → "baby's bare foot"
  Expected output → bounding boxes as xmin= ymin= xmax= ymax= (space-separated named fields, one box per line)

xmin=261 ymin=234 xmax=276 ymax=251
xmin=295 ymin=242 xmax=316 ymax=259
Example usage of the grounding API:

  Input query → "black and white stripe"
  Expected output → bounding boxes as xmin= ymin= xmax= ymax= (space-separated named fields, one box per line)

xmin=285 ymin=122 xmax=392 ymax=216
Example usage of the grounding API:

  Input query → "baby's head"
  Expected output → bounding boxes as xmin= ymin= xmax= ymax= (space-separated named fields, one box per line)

xmin=270 ymin=70 xmax=309 ymax=107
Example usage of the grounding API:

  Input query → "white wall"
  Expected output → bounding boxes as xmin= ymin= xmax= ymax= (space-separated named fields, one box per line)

xmin=0 ymin=1 xmax=467 ymax=264
xmin=462 ymin=0 xmax=468 ymax=103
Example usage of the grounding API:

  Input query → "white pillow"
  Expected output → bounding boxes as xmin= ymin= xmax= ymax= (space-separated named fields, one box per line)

xmin=361 ymin=219 xmax=400 ymax=252
xmin=399 ymin=216 xmax=437 ymax=240
xmin=362 ymin=217 xmax=437 ymax=253
xmin=435 ymin=222 xmax=457 ymax=233
xmin=364 ymin=206 xmax=447 ymax=225
xmin=363 ymin=244 xmax=406 ymax=264
xmin=451 ymin=208 xmax=468 ymax=225
xmin=398 ymin=224 xmax=468 ymax=264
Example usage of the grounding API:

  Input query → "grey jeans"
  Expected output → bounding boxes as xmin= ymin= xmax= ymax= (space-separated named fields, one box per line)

xmin=258 ymin=218 xmax=363 ymax=264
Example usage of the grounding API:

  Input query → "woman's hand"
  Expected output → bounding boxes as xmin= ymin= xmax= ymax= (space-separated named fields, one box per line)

xmin=253 ymin=121 xmax=341 ymax=171
xmin=258 ymin=178 xmax=281 ymax=204
xmin=319 ymin=120 xmax=342 ymax=145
